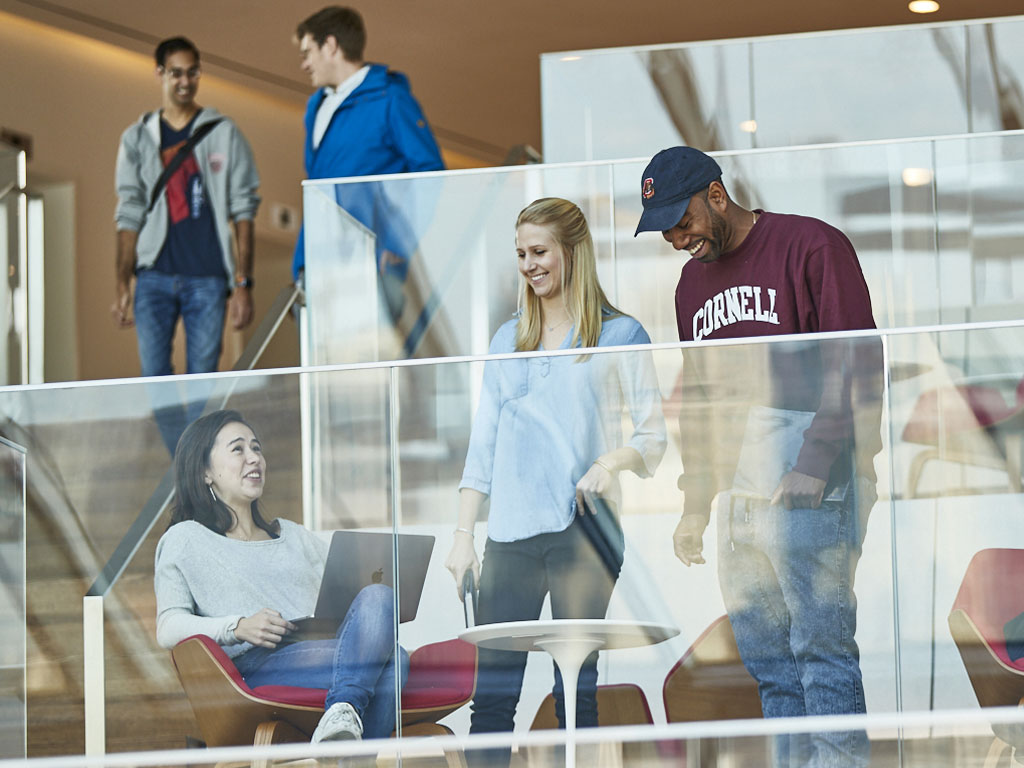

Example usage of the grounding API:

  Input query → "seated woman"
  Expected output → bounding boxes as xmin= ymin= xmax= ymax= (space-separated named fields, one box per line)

xmin=154 ymin=409 xmax=407 ymax=742
xmin=445 ymin=197 xmax=666 ymax=762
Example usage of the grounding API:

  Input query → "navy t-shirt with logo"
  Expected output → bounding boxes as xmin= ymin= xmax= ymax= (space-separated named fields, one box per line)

xmin=152 ymin=113 xmax=225 ymax=278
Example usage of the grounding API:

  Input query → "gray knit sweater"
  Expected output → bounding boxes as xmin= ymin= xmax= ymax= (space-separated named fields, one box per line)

xmin=154 ymin=518 xmax=328 ymax=657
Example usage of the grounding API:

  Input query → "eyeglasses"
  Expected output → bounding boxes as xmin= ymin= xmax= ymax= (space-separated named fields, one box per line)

xmin=160 ymin=66 xmax=201 ymax=80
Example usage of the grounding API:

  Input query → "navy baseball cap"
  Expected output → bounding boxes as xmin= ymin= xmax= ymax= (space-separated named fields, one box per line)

xmin=634 ymin=147 xmax=723 ymax=236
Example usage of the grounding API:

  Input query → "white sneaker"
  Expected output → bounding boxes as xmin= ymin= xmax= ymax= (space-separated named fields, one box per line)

xmin=311 ymin=702 xmax=363 ymax=743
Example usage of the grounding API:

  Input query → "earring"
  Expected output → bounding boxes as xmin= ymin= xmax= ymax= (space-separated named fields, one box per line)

xmin=208 ymin=484 xmax=217 ymax=502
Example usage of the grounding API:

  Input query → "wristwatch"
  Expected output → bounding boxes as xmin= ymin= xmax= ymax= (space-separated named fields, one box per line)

xmin=234 ymin=275 xmax=253 ymax=289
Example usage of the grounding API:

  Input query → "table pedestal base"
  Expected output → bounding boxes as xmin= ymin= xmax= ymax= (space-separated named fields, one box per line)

xmin=535 ymin=637 xmax=604 ymax=768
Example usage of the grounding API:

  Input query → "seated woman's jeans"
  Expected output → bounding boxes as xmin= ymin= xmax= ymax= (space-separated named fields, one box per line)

xmin=234 ymin=583 xmax=409 ymax=739
xmin=468 ymin=516 xmax=621 ymax=767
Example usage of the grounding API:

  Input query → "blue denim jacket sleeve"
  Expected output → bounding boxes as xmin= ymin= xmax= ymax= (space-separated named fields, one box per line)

xmin=617 ymin=323 xmax=668 ymax=477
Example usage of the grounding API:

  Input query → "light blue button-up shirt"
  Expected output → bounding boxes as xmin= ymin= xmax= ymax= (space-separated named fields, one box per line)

xmin=459 ymin=313 xmax=667 ymax=542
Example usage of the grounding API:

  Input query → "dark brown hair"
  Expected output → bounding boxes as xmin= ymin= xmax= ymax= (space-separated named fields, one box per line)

xmin=296 ymin=6 xmax=366 ymax=62
xmin=169 ymin=410 xmax=279 ymax=538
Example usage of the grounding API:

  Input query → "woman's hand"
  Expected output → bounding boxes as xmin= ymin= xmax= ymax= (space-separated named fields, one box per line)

xmin=444 ymin=532 xmax=481 ymax=603
xmin=234 ymin=608 xmax=296 ymax=649
xmin=575 ymin=461 xmax=614 ymax=515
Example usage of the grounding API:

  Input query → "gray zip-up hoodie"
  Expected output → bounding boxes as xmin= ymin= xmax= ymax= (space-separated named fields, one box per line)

xmin=114 ymin=107 xmax=260 ymax=282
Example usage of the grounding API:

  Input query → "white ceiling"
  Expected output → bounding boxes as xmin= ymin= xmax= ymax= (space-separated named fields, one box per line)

xmin=3 ymin=0 xmax=1022 ymax=163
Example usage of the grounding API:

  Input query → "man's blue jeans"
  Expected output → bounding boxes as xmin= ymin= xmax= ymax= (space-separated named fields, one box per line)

xmin=718 ymin=489 xmax=869 ymax=768
xmin=234 ymin=584 xmax=409 ymax=740
xmin=134 ymin=270 xmax=226 ymax=453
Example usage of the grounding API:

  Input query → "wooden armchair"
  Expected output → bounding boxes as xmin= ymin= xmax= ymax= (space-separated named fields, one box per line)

xmin=171 ymin=635 xmax=476 ymax=767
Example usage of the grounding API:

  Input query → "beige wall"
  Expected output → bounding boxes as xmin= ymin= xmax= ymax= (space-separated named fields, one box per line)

xmin=0 ymin=11 xmax=307 ymax=381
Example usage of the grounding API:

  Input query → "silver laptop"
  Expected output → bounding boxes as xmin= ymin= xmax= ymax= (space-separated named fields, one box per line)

xmin=288 ymin=531 xmax=435 ymax=641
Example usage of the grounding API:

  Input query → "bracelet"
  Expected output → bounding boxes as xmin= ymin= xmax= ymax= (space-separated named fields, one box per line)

xmin=593 ymin=459 xmax=613 ymax=474
xmin=455 ymin=527 xmax=474 ymax=537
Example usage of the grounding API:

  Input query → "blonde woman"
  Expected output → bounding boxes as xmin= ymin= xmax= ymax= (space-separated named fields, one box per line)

xmin=445 ymin=198 xmax=665 ymax=758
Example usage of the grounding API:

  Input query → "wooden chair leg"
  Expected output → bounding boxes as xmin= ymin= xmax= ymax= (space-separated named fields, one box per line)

xmin=906 ymin=449 xmax=937 ymax=499
xmin=252 ymin=720 xmax=313 ymax=768
xmin=985 ymin=736 xmax=1011 ymax=768
xmin=1007 ymin=436 xmax=1022 ymax=493
xmin=394 ymin=723 xmax=465 ymax=768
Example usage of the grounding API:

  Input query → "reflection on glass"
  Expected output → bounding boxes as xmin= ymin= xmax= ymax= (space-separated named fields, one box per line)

xmin=0 ymin=436 xmax=25 ymax=758
xmin=1 ymin=321 xmax=1023 ymax=755
xmin=541 ymin=17 xmax=1023 ymax=162
xmin=304 ymin=131 xmax=1024 ymax=373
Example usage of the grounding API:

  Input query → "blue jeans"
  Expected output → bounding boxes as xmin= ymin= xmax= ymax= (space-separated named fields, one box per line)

xmin=468 ymin=516 xmax=621 ymax=768
xmin=718 ymin=490 xmax=869 ymax=768
xmin=134 ymin=270 xmax=226 ymax=452
xmin=134 ymin=270 xmax=227 ymax=376
xmin=234 ymin=584 xmax=409 ymax=740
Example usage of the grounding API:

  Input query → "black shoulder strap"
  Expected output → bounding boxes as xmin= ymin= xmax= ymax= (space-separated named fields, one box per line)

xmin=146 ymin=117 xmax=224 ymax=213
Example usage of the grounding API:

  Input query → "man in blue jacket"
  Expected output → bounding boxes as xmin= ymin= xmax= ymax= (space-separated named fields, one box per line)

xmin=293 ymin=5 xmax=444 ymax=304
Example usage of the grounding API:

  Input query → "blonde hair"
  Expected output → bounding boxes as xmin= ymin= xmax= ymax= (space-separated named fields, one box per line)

xmin=514 ymin=198 xmax=623 ymax=352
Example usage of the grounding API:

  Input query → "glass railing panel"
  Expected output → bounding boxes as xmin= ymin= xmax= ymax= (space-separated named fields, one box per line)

xmin=968 ymin=20 xmax=1024 ymax=135
xmin=933 ymin=131 xmax=1024 ymax=324
xmin=304 ymin=132 xmax=1024 ymax=368
xmin=541 ymin=40 xmax=754 ymax=163
xmin=0 ymin=435 xmax=26 ymax=758
xmin=540 ymin=17 xmax=1024 ymax=162
xmin=397 ymin=333 xmax=897 ymax=752
xmin=4 ymin=707 xmax=1024 ymax=768
xmin=6 ymin=321 xmax=1023 ymax=756
xmin=0 ymin=367 xmax=402 ymax=754
xmin=750 ymin=25 xmax=968 ymax=149
xmin=887 ymin=322 xmax=1024 ymax=716
xmin=303 ymin=164 xmax=618 ymax=365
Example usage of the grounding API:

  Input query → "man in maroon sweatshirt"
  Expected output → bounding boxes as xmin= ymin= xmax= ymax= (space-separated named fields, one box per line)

xmin=636 ymin=146 xmax=881 ymax=768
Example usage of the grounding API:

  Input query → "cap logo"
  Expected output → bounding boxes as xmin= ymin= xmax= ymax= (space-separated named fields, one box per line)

xmin=642 ymin=177 xmax=655 ymax=200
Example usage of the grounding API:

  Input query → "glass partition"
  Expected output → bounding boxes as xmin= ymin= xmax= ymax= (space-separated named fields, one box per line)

xmin=540 ymin=16 xmax=1024 ymax=162
xmin=0 ymin=435 xmax=26 ymax=758
xmin=5 ymin=706 xmax=1024 ymax=768
xmin=5 ymin=320 xmax=1024 ymax=758
xmin=304 ymin=131 xmax=1024 ymax=366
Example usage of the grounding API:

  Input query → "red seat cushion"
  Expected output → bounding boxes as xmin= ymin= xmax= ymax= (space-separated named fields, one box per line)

xmin=952 ymin=549 xmax=1024 ymax=672
xmin=402 ymin=639 xmax=477 ymax=712
xmin=180 ymin=635 xmax=476 ymax=712
xmin=903 ymin=385 xmax=1013 ymax=444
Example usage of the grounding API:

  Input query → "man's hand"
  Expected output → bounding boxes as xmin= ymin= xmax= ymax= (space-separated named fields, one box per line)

xmin=111 ymin=282 xmax=134 ymax=328
xmin=378 ymin=249 xmax=404 ymax=275
xmin=234 ymin=608 xmax=296 ymax=649
xmin=673 ymin=515 xmax=707 ymax=566
xmin=228 ymin=288 xmax=254 ymax=330
xmin=771 ymin=470 xmax=826 ymax=509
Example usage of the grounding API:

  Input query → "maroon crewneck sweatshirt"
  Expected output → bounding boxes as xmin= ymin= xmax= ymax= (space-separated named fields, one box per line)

xmin=674 ymin=211 xmax=879 ymax=520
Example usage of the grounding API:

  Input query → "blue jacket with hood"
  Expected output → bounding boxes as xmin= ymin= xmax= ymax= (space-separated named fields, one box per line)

xmin=293 ymin=63 xmax=444 ymax=277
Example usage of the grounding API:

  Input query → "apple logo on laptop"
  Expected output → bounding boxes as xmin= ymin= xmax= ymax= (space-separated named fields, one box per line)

xmin=372 ymin=568 xmax=384 ymax=584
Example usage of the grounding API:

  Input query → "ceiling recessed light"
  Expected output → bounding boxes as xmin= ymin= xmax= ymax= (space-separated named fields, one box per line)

xmin=908 ymin=0 xmax=939 ymax=13
xmin=739 ymin=119 xmax=758 ymax=133
xmin=560 ymin=55 xmax=582 ymax=62
xmin=902 ymin=167 xmax=934 ymax=186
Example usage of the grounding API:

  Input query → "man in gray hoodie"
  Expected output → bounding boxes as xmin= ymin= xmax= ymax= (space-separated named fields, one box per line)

xmin=113 ymin=37 xmax=260 ymax=450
